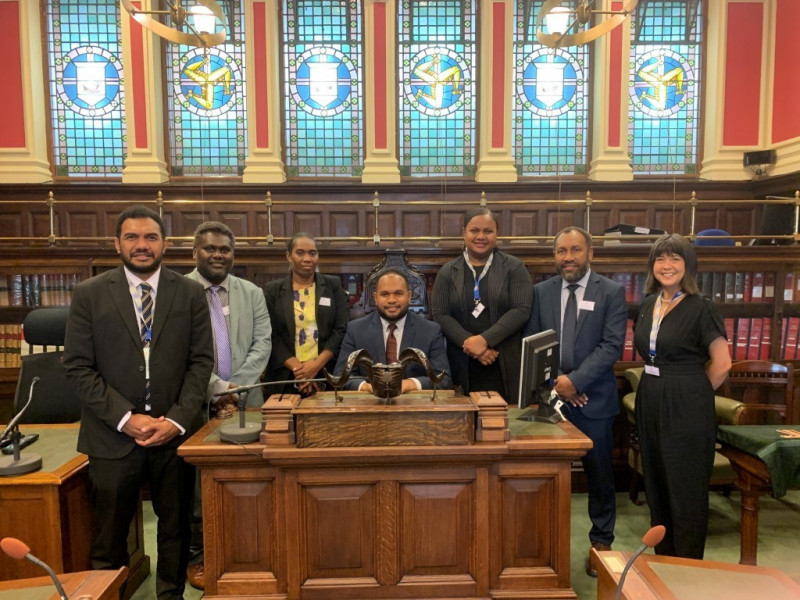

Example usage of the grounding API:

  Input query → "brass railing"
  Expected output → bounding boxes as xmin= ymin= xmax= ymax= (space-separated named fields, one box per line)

xmin=0 ymin=189 xmax=798 ymax=248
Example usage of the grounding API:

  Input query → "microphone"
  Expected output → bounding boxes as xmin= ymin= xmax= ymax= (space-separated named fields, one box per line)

xmin=215 ymin=378 xmax=326 ymax=444
xmin=0 ymin=377 xmax=43 ymax=476
xmin=613 ymin=525 xmax=666 ymax=600
xmin=1 ymin=537 xmax=69 ymax=600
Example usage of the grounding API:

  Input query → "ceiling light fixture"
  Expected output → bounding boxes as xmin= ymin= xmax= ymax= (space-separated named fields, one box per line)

xmin=537 ymin=0 xmax=639 ymax=48
xmin=119 ymin=0 xmax=228 ymax=48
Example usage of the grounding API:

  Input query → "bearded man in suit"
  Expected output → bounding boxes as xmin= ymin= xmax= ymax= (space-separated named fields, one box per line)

xmin=525 ymin=226 xmax=626 ymax=578
xmin=64 ymin=205 xmax=213 ymax=600
xmin=334 ymin=268 xmax=452 ymax=392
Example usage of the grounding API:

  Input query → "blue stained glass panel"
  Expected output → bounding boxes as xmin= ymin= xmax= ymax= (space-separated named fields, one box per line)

xmin=628 ymin=1 xmax=702 ymax=175
xmin=399 ymin=0 xmax=476 ymax=177
xmin=283 ymin=0 xmax=363 ymax=177
xmin=166 ymin=1 xmax=247 ymax=176
xmin=512 ymin=0 xmax=590 ymax=176
xmin=46 ymin=0 xmax=126 ymax=177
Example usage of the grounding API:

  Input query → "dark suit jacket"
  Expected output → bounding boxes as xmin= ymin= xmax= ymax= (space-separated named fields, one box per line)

xmin=264 ymin=273 xmax=349 ymax=389
xmin=64 ymin=266 xmax=214 ymax=458
xmin=525 ymin=270 xmax=626 ymax=419
xmin=431 ymin=250 xmax=532 ymax=401
xmin=333 ymin=310 xmax=452 ymax=390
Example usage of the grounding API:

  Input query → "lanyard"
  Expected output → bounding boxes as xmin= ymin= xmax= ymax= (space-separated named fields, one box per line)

xmin=463 ymin=250 xmax=494 ymax=304
xmin=648 ymin=290 xmax=683 ymax=361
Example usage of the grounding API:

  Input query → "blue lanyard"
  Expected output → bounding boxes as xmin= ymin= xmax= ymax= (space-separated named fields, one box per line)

xmin=464 ymin=250 xmax=493 ymax=304
xmin=648 ymin=290 xmax=683 ymax=361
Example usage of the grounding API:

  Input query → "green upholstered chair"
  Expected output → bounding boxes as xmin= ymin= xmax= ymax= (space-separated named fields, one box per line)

xmin=622 ymin=367 xmax=747 ymax=505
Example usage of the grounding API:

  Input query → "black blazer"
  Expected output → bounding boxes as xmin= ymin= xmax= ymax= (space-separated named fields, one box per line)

xmin=64 ymin=266 xmax=214 ymax=458
xmin=264 ymin=272 xmax=349 ymax=391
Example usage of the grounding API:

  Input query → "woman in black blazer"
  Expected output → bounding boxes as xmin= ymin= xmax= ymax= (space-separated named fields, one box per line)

xmin=432 ymin=208 xmax=532 ymax=402
xmin=265 ymin=233 xmax=349 ymax=395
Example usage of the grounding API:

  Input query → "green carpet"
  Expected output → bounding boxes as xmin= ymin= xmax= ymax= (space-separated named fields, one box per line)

xmin=131 ymin=489 xmax=800 ymax=600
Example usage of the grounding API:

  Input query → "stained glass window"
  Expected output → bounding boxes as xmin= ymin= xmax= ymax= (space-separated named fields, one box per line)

xmin=398 ymin=0 xmax=476 ymax=177
xmin=628 ymin=0 xmax=703 ymax=175
xmin=512 ymin=1 xmax=590 ymax=176
xmin=166 ymin=1 xmax=247 ymax=176
xmin=45 ymin=0 xmax=126 ymax=177
xmin=283 ymin=0 xmax=363 ymax=177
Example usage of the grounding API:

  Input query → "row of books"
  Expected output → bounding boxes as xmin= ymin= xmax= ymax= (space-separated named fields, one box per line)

xmin=0 ymin=324 xmax=22 ymax=367
xmin=781 ymin=317 xmax=800 ymax=360
xmin=618 ymin=317 xmax=775 ymax=362
xmin=0 ymin=274 xmax=82 ymax=307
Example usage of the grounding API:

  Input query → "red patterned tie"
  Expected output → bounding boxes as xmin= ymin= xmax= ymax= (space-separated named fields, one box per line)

xmin=386 ymin=323 xmax=398 ymax=363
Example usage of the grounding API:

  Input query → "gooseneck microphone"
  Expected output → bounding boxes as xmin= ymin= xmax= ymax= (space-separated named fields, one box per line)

xmin=0 ymin=377 xmax=43 ymax=476
xmin=613 ymin=525 xmax=666 ymax=600
xmin=1 ymin=537 xmax=69 ymax=600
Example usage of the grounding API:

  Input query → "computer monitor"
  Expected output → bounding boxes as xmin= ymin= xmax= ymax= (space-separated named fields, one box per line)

xmin=517 ymin=330 xmax=563 ymax=423
xmin=752 ymin=203 xmax=796 ymax=246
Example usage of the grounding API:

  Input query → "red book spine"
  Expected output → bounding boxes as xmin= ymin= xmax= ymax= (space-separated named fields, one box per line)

xmin=760 ymin=318 xmax=772 ymax=360
xmin=747 ymin=318 xmax=762 ymax=360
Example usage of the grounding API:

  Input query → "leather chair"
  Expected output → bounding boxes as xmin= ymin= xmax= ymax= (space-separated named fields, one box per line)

xmin=721 ymin=360 xmax=796 ymax=425
xmin=622 ymin=367 xmax=747 ymax=505
xmin=13 ymin=307 xmax=81 ymax=424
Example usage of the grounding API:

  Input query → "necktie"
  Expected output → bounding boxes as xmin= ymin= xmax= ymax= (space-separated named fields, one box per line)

xmin=140 ymin=283 xmax=153 ymax=408
xmin=561 ymin=284 xmax=579 ymax=373
xmin=386 ymin=323 xmax=398 ymax=363
xmin=209 ymin=286 xmax=232 ymax=381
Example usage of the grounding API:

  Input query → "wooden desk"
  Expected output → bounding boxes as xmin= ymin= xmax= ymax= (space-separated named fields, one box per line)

xmin=0 ymin=424 xmax=149 ymax=599
xmin=180 ymin=401 xmax=592 ymax=600
xmin=717 ymin=425 xmax=800 ymax=565
xmin=0 ymin=567 xmax=127 ymax=600
xmin=594 ymin=549 xmax=800 ymax=600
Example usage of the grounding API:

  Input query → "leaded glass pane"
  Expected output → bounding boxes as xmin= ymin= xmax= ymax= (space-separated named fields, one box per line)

xmin=628 ymin=0 xmax=702 ymax=175
xmin=45 ymin=0 xmax=126 ymax=178
xmin=512 ymin=0 xmax=590 ymax=176
xmin=166 ymin=1 xmax=247 ymax=176
xmin=283 ymin=0 xmax=363 ymax=177
xmin=399 ymin=0 xmax=476 ymax=177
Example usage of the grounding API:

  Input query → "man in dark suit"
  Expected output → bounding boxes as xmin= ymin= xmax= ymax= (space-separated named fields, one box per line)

xmin=64 ymin=205 xmax=214 ymax=600
xmin=334 ymin=268 xmax=452 ymax=392
xmin=525 ymin=226 xmax=626 ymax=577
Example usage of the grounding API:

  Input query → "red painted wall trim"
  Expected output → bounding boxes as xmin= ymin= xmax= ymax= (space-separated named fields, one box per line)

xmin=129 ymin=6 xmax=149 ymax=150
xmin=607 ymin=2 xmax=623 ymax=148
xmin=252 ymin=2 xmax=269 ymax=148
xmin=772 ymin=0 xmax=800 ymax=143
xmin=723 ymin=3 xmax=762 ymax=146
xmin=491 ymin=2 xmax=505 ymax=148
xmin=0 ymin=2 xmax=27 ymax=148
xmin=373 ymin=3 xmax=387 ymax=149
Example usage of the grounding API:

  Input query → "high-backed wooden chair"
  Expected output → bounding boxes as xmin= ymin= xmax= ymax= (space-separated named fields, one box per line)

xmin=622 ymin=367 xmax=747 ymax=505
xmin=721 ymin=360 xmax=796 ymax=425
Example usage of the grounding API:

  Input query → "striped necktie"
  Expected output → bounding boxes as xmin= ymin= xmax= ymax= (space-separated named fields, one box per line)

xmin=140 ymin=283 xmax=153 ymax=409
xmin=209 ymin=286 xmax=232 ymax=381
xmin=386 ymin=323 xmax=398 ymax=363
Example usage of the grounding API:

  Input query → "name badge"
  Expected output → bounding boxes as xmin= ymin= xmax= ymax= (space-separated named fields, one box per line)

xmin=319 ymin=296 xmax=331 ymax=306
xmin=143 ymin=346 xmax=151 ymax=379
xmin=644 ymin=364 xmax=660 ymax=377
xmin=472 ymin=302 xmax=485 ymax=318
xmin=578 ymin=300 xmax=595 ymax=311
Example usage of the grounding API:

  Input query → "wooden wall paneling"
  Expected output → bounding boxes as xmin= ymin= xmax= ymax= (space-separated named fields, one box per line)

xmin=65 ymin=211 xmax=101 ymax=239
xmin=213 ymin=212 xmax=250 ymax=239
xmin=30 ymin=211 xmax=53 ymax=238
xmin=692 ymin=207 xmax=724 ymax=234
xmin=546 ymin=208 xmax=583 ymax=236
xmin=293 ymin=211 xmax=324 ymax=237
xmin=0 ymin=213 xmax=22 ymax=238
xmin=616 ymin=208 xmax=651 ymax=228
xmin=652 ymin=207 xmax=688 ymax=233
xmin=328 ymin=211 xmax=359 ymax=240
xmin=441 ymin=210 xmax=463 ymax=236
xmin=587 ymin=208 xmax=613 ymax=235
xmin=508 ymin=210 xmax=537 ymax=237
xmin=368 ymin=211 xmax=395 ymax=241
xmin=724 ymin=208 xmax=759 ymax=235
xmin=400 ymin=211 xmax=432 ymax=240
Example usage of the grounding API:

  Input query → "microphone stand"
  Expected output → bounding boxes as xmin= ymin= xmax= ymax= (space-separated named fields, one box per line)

xmin=213 ymin=378 xmax=327 ymax=444
xmin=0 ymin=377 xmax=42 ymax=477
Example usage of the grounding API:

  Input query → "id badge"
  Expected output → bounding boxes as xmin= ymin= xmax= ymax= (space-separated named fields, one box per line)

xmin=143 ymin=345 xmax=151 ymax=380
xmin=644 ymin=364 xmax=660 ymax=377
xmin=472 ymin=302 xmax=485 ymax=318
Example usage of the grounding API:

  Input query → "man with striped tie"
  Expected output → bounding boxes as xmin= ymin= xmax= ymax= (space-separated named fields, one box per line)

xmin=65 ymin=205 xmax=213 ymax=600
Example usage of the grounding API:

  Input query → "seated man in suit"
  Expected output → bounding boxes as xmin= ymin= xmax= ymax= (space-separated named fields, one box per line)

xmin=333 ymin=268 xmax=452 ymax=392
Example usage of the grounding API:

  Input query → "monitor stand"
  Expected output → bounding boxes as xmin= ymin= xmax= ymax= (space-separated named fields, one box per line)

xmin=517 ymin=401 xmax=565 ymax=424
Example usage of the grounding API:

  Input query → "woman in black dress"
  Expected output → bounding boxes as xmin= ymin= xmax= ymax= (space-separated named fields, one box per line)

xmin=633 ymin=234 xmax=731 ymax=559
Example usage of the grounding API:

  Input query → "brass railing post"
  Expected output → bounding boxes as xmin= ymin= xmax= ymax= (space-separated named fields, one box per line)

xmin=689 ymin=191 xmax=698 ymax=238
xmin=265 ymin=191 xmax=274 ymax=246
xmin=373 ymin=191 xmax=381 ymax=246
xmin=47 ymin=191 xmax=55 ymax=246
xmin=584 ymin=190 xmax=592 ymax=231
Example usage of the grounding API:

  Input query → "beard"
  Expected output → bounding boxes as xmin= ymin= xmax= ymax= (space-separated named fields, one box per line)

xmin=377 ymin=304 xmax=409 ymax=323
xmin=557 ymin=262 xmax=589 ymax=283
xmin=122 ymin=252 xmax=163 ymax=275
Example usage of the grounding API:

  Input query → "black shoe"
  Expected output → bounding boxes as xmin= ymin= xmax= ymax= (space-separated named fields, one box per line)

xmin=586 ymin=542 xmax=611 ymax=577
